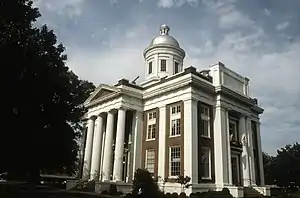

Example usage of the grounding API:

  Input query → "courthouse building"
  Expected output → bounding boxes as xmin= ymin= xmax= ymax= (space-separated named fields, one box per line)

xmin=79 ymin=24 xmax=269 ymax=197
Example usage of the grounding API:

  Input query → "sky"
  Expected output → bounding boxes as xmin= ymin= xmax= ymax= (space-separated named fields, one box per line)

xmin=32 ymin=0 xmax=300 ymax=156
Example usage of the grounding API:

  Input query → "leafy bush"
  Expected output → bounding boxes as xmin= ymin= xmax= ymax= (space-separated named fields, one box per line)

xmin=171 ymin=192 xmax=178 ymax=198
xmin=132 ymin=168 xmax=162 ymax=198
xmin=179 ymin=192 xmax=187 ymax=198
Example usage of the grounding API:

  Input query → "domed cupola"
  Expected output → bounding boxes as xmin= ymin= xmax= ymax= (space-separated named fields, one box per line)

xmin=143 ymin=24 xmax=185 ymax=81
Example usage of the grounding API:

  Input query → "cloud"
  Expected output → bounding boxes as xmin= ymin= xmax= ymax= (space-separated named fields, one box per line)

xmin=157 ymin=0 xmax=198 ymax=8
xmin=202 ymin=0 xmax=254 ymax=29
xmin=264 ymin=8 xmax=271 ymax=16
xmin=275 ymin=21 xmax=290 ymax=31
xmin=33 ymin=0 xmax=84 ymax=18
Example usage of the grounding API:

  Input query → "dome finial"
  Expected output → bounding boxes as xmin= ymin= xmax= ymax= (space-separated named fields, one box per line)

xmin=160 ymin=24 xmax=170 ymax=35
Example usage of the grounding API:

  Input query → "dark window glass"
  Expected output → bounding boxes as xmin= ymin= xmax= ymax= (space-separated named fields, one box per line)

xmin=174 ymin=62 xmax=179 ymax=74
xmin=161 ymin=60 xmax=166 ymax=71
xmin=148 ymin=62 xmax=152 ymax=74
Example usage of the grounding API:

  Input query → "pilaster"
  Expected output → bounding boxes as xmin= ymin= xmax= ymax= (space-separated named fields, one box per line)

xmin=183 ymin=99 xmax=198 ymax=183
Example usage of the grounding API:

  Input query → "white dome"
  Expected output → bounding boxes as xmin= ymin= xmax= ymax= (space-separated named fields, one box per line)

xmin=149 ymin=24 xmax=180 ymax=47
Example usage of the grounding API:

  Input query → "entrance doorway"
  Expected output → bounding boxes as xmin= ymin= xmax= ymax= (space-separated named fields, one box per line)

xmin=231 ymin=154 xmax=241 ymax=186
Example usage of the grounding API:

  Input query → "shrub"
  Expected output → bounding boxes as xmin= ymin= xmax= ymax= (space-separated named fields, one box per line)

xmin=109 ymin=184 xmax=118 ymax=195
xmin=171 ymin=192 xmax=178 ymax=198
xmin=132 ymin=169 xmax=162 ymax=198
xmin=179 ymin=192 xmax=187 ymax=198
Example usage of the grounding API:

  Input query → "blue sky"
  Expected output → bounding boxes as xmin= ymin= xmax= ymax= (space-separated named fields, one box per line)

xmin=33 ymin=0 xmax=300 ymax=155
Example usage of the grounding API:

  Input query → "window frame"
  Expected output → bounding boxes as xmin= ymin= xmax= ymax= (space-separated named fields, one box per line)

xmin=148 ymin=62 xmax=152 ymax=74
xmin=170 ymin=104 xmax=181 ymax=137
xmin=200 ymin=105 xmax=211 ymax=138
xmin=147 ymin=124 xmax=156 ymax=140
xmin=169 ymin=146 xmax=181 ymax=178
xmin=160 ymin=59 xmax=167 ymax=72
xmin=145 ymin=149 xmax=155 ymax=175
xmin=200 ymin=147 xmax=211 ymax=179
xmin=229 ymin=118 xmax=238 ymax=142
xmin=174 ymin=62 xmax=179 ymax=74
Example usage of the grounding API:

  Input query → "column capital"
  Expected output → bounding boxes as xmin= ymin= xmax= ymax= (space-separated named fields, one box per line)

xmin=118 ymin=106 xmax=128 ymax=111
xmin=88 ymin=115 xmax=97 ymax=120
xmin=97 ymin=112 xmax=106 ymax=118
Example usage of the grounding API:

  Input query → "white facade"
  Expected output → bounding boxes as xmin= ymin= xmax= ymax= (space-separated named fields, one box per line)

xmin=79 ymin=25 xmax=269 ymax=197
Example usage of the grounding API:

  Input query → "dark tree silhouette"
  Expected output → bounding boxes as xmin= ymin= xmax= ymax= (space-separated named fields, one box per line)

xmin=0 ymin=0 xmax=95 ymax=181
xmin=263 ymin=142 xmax=300 ymax=187
xmin=132 ymin=169 xmax=161 ymax=198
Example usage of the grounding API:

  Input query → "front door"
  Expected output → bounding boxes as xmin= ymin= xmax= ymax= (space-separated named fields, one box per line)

xmin=231 ymin=154 xmax=241 ymax=186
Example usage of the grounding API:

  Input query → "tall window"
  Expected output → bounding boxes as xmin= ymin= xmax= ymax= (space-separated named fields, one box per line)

xmin=229 ymin=119 xmax=238 ymax=141
xmin=148 ymin=62 xmax=152 ymax=74
xmin=161 ymin=59 xmax=166 ymax=71
xmin=145 ymin=149 xmax=155 ymax=175
xmin=170 ymin=104 xmax=181 ymax=136
xmin=147 ymin=124 xmax=156 ymax=139
xmin=200 ymin=105 xmax=210 ymax=137
xmin=171 ymin=119 xmax=180 ymax=136
xmin=170 ymin=146 xmax=181 ymax=176
xmin=200 ymin=147 xmax=211 ymax=179
xmin=147 ymin=111 xmax=156 ymax=140
xmin=174 ymin=62 xmax=179 ymax=74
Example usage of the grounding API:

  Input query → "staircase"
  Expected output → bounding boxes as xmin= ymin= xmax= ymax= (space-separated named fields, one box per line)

xmin=244 ymin=187 xmax=265 ymax=198
xmin=70 ymin=177 xmax=96 ymax=192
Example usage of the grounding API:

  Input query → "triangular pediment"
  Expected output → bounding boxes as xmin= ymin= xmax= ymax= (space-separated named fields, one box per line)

xmin=91 ymin=89 xmax=114 ymax=101
xmin=84 ymin=84 xmax=120 ymax=106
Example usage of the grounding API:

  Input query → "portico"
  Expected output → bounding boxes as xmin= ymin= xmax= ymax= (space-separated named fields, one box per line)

xmin=82 ymin=103 xmax=143 ymax=183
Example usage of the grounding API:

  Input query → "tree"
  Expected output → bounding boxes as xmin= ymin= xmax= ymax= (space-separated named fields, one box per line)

xmin=0 ymin=0 xmax=95 ymax=181
xmin=263 ymin=142 xmax=300 ymax=187
xmin=132 ymin=169 xmax=162 ymax=198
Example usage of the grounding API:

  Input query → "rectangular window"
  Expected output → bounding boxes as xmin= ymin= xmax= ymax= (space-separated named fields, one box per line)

xmin=145 ymin=149 xmax=155 ymax=175
xmin=147 ymin=124 xmax=156 ymax=140
xmin=174 ymin=62 xmax=179 ymax=74
xmin=161 ymin=59 xmax=166 ymax=71
xmin=170 ymin=146 xmax=181 ymax=177
xmin=171 ymin=105 xmax=181 ymax=114
xmin=171 ymin=119 xmax=180 ymax=136
xmin=200 ymin=105 xmax=210 ymax=137
xmin=229 ymin=119 xmax=238 ymax=141
xmin=148 ymin=62 xmax=152 ymax=74
xmin=200 ymin=147 xmax=211 ymax=179
xmin=148 ymin=111 xmax=156 ymax=120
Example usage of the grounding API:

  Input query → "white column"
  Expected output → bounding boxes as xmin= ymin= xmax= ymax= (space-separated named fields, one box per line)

xmin=99 ymin=130 xmax=106 ymax=180
xmin=113 ymin=108 xmax=127 ymax=181
xmin=239 ymin=116 xmax=250 ymax=186
xmin=158 ymin=106 xmax=166 ymax=180
xmin=83 ymin=116 xmax=96 ymax=179
xmin=184 ymin=99 xmax=198 ymax=183
xmin=225 ymin=111 xmax=232 ymax=185
xmin=256 ymin=122 xmax=265 ymax=185
xmin=246 ymin=117 xmax=256 ymax=185
xmin=90 ymin=114 xmax=104 ymax=180
xmin=102 ymin=111 xmax=115 ymax=181
xmin=131 ymin=111 xmax=143 ymax=179
xmin=214 ymin=106 xmax=229 ymax=185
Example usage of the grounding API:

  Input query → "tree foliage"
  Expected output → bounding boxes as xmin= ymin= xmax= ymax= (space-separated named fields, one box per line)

xmin=0 ymin=0 xmax=95 ymax=180
xmin=132 ymin=169 xmax=161 ymax=198
xmin=263 ymin=142 xmax=300 ymax=187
